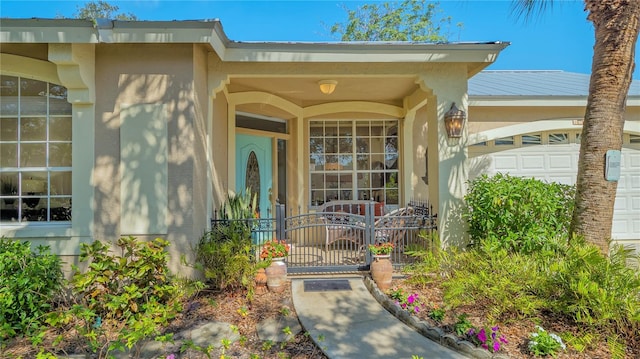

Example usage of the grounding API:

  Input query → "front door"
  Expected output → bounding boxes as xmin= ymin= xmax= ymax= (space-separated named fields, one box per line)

xmin=236 ymin=133 xmax=273 ymax=219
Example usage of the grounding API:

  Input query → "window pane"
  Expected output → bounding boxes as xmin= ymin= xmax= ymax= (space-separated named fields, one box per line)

xmin=0 ymin=118 xmax=18 ymax=141
xmin=356 ymin=123 xmax=370 ymax=136
xmin=0 ymin=75 xmax=19 ymax=116
xmin=311 ymin=190 xmax=324 ymax=206
xmin=309 ymin=122 xmax=323 ymax=137
xmin=355 ymin=137 xmax=369 ymax=153
xmin=324 ymin=122 xmax=337 ymax=136
xmin=1 ymin=75 xmax=18 ymax=96
xmin=495 ymin=136 xmax=514 ymax=145
xmin=49 ymin=97 xmax=71 ymax=116
xmin=49 ymin=143 xmax=72 ymax=167
xmin=20 ymin=117 xmax=47 ymax=141
xmin=356 ymin=154 xmax=370 ymax=170
xmin=357 ymin=173 xmax=370 ymax=188
xmin=371 ymin=172 xmax=384 ymax=188
xmin=50 ymin=117 xmax=72 ymax=141
xmin=549 ymin=133 xmax=568 ymax=144
xmin=338 ymin=138 xmax=352 ymax=153
xmin=338 ymin=121 xmax=352 ymax=136
xmin=385 ymin=188 xmax=399 ymax=204
xmin=20 ymin=78 xmax=48 ymax=116
xmin=22 ymin=173 xmax=46 ymax=194
xmin=523 ymin=134 xmax=542 ymax=145
xmin=0 ymin=172 xmax=18 ymax=195
xmin=0 ymin=143 xmax=17 ymax=167
xmin=20 ymin=143 xmax=46 ymax=167
xmin=371 ymin=154 xmax=385 ymax=169
xmin=339 ymin=154 xmax=353 ymax=170
xmin=50 ymin=198 xmax=71 ymax=221
xmin=630 ymin=135 xmax=640 ymax=144
xmin=50 ymin=171 xmax=71 ymax=195
xmin=325 ymin=138 xmax=337 ymax=153
xmin=357 ymin=189 xmax=372 ymax=201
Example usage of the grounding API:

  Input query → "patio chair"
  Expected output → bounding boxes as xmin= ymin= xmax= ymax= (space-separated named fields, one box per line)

xmin=372 ymin=206 xmax=415 ymax=252
xmin=323 ymin=205 xmax=414 ymax=252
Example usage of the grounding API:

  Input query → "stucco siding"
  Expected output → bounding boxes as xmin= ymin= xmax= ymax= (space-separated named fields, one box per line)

xmin=93 ymin=43 xmax=204 ymax=275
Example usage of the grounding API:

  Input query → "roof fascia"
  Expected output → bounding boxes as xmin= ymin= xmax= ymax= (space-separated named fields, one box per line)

xmin=220 ymin=42 xmax=509 ymax=63
xmin=470 ymin=96 xmax=640 ymax=107
xmin=0 ymin=19 xmax=98 ymax=43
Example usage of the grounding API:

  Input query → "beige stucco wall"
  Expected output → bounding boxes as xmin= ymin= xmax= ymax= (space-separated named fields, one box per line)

xmin=93 ymin=43 xmax=208 ymax=276
xmin=468 ymin=105 xmax=640 ymax=143
xmin=211 ymin=91 xmax=229 ymax=211
xmin=410 ymin=105 xmax=429 ymax=201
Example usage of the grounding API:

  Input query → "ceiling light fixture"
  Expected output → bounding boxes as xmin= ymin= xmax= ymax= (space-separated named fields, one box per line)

xmin=318 ymin=80 xmax=338 ymax=95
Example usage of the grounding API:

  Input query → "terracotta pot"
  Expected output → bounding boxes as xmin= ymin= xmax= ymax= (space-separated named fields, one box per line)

xmin=370 ymin=254 xmax=393 ymax=290
xmin=265 ymin=257 xmax=287 ymax=293
xmin=254 ymin=268 xmax=268 ymax=295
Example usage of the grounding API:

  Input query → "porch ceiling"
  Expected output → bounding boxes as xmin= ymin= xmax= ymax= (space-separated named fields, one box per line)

xmin=228 ymin=76 xmax=419 ymax=108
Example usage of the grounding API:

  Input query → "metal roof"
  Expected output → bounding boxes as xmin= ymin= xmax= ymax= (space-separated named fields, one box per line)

xmin=469 ymin=70 xmax=640 ymax=97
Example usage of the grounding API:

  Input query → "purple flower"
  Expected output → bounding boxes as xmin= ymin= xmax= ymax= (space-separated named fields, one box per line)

xmin=492 ymin=325 xmax=499 ymax=332
xmin=477 ymin=328 xmax=487 ymax=343
xmin=414 ymin=306 xmax=420 ymax=313
xmin=491 ymin=331 xmax=496 ymax=340
xmin=481 ymin=343 xmax=488 ymax=350
xmin=493 ymin=341 xmax=501 ymax=352
xmin=166 ymin=355 xmax=176 ymax=359
xmin=407 ymin=294 xmax=416 ymax=304
xmin=500 ymin=335 xmax=508 ymax=344
xmin=468 ymin=328 xmax=475 ymax=336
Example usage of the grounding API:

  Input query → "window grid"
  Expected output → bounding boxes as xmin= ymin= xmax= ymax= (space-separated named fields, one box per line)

xmin=309 ymin=120 xmax=399 ymax=208
xmin=0 ymin=76 xmax=72 ymax=223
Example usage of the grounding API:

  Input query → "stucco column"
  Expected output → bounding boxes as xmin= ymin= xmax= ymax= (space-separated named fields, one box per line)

xmin=417 ymin=67 xmax=469 ymax=247
xmin=49 ymin=44 xmax=96 ymax=251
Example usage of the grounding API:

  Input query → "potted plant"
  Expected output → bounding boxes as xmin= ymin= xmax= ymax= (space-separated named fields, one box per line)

xmin=369 ymin=242 xmax=394 ymax=290
xmin=260 ymin=239 xmax=290 ymax=293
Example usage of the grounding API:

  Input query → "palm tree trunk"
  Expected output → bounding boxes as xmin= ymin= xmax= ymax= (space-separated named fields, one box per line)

xmin=570 ymin=0 xmax=640 ymax=254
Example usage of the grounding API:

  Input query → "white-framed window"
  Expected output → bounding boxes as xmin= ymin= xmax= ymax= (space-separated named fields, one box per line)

xmin=309 ymin=120 xmax=399 ymax=207
xmin=0 ymin=75 xmax=72 ymax=223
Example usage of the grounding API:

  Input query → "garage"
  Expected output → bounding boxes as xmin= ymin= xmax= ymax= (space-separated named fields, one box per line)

xmin=468 ymin=130 xmax=640 ymax=251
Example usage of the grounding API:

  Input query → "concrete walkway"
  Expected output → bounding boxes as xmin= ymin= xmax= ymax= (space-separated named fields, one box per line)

xmin=291 ymin=277 xmax=470 ymax=359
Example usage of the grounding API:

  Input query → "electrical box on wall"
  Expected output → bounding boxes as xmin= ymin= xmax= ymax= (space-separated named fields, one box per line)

xmin=605 ymin=150 xmax=621 ymax=182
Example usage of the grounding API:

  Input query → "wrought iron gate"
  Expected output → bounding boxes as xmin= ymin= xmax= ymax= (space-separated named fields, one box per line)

xmin=212 ymin=201 xmax=437 ymax=274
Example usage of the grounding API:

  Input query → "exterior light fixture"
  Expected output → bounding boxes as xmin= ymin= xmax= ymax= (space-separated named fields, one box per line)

xmin=318 ymin=80 xmax=337 ymax=94
xmin=444 ymin=102 xmax=466 ymax=138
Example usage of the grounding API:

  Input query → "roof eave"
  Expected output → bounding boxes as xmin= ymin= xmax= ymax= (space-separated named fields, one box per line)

xmin=469 ymin=95 xmax=640 ymax=107
xmin=1 ymin=18 xmax=508 ymax=66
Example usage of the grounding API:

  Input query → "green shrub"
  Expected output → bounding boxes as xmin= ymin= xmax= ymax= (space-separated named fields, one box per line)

xmin=546 ymin=238 xmax=640 ymax=341
xmin=0 ymin=238 xmax=63 ymax=339
xmin=196 ymin=226 xmax=255 ymax=291
xmin=47 ymin=236 xmax=185 ymax=355
xmin=196 ymin=190 xmax=257 ymax=291
xmin=442 ymin=243 xmax=547 ymax=321
xmin=464 ymin=173 xmax=575 ymax=253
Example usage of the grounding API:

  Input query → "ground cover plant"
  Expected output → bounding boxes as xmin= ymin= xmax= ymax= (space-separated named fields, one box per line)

xmin=0 ymin=238 xmax=63 ymax=340
xmin=395 ymin=174 xmax=640 ymax=358
xmin=44 ymin=236 xmax=188 ymax=357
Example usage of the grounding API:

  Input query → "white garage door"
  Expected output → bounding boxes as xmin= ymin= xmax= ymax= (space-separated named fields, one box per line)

xmin=469 ymin=131 xmax=640 ymax=245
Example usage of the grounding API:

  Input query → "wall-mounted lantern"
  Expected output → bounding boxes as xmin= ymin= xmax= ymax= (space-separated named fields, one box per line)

xmin=444 ymin=102 xmax=466 ymax=138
